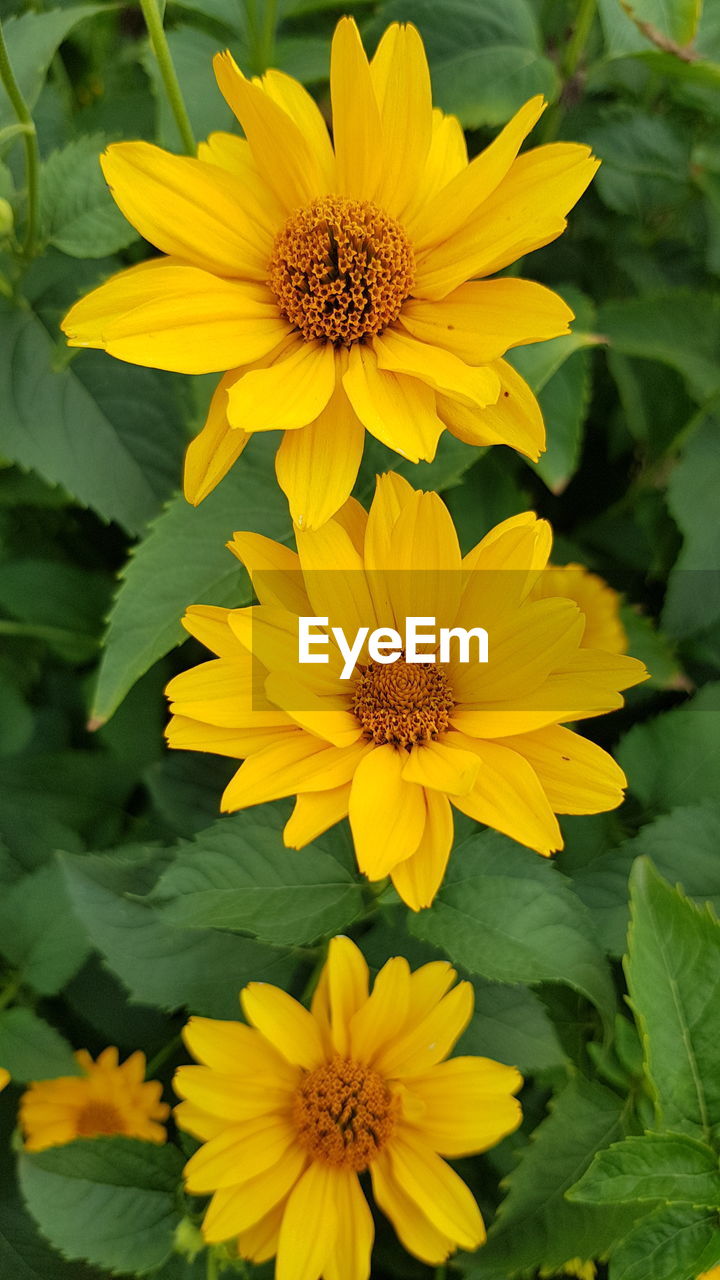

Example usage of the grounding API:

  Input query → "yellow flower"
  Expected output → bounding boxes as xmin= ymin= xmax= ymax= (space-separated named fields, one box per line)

xmin=698 ymin=1271 xmax=720 ymax=1279
xmin=540 ymin=1261 xmax=597 ymax=1280
xmin=174 ymin=935 xmax=522 ymax=1277
xmin=165 ymin=472 xmax=647 ymax=909
xmin=20 ymin=1047 xmax=169 ymax=1152
xmin=531 ymin=563 xmax=626 ymax=653
xmin=0 ymin=1067 xmax=9 ymax=1091
xmin=62 ymin=19 xmax=598 ymax=529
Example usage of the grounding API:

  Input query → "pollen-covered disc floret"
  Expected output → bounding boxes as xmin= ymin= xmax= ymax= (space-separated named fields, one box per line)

xmin=269 ymin=196 xmax=415 ymax=346
xmin=75 ymin=1100 xmax=124 ymax=1136
xmin=352 ymin=656 xmax=455 ymax=747
xmin=292 ymin=1055 xmax=397 ymax=1170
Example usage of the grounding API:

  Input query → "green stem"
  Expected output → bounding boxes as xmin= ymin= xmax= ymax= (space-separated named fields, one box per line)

xmin=0 ymin=17 xmax=40 ymax=256
xmin=562 ymin=0 xmax=597 ymax=79
xmin=146 ymin=1033 xmax=183 ymax=1078
xmin=206 ymin=1248 xmax=219 ymax=1280
xmin=138 ymin=0 xmax=196 ymax=155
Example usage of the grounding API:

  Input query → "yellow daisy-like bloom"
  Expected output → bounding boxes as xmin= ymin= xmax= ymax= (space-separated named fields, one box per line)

xmin=531 ymin=563 xmax=626 ymax=654
xmin=0 ymin=1067 xmax=9 ymax=1091
xmin=174 ymin=935 xmax=522 ymax=1276
xmin=19 ymin=1047 xmax=169 ymax=1152
xmin=698 ymin=1271 xmax=720 ymax=1279
xmin=62 ymin=18 xmax=598 ymax=529
xmin=165 ymin=472 xmax=647 ymax=909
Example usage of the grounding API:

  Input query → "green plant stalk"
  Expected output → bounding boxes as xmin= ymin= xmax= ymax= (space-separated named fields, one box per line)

xmin=138 ymin=0 xmax=196 ymax=155
xmin=259 ymin=0 xmax=279 ymax=72
xmin=562 ymin=0 xmax=597 ymax=80
xmin=0 ymin=18 xmax=40 ymax=257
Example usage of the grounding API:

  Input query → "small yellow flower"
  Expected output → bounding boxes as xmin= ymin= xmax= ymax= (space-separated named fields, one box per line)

xmin=698 ymin=1270 xmax=720 ymax=1279
xmin=540 ymin=1260 xmax=597 ymax=1280
xmin=165 ymin=472 xmax=647 ymax=909
xmin=174 ymin=935 xmax=522 ymax=1277
xmin=20 ymin=1047 xmax=169 ymax=1152
xmin=531 ymin=563 xmax=626 ymax=653
xmin=62 ymin=18 xmax=598 ymax=529
xmin=0 ymin=1067 xmax=9 ymax=1091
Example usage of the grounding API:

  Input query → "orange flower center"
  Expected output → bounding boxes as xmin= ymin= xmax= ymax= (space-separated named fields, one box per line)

xmin=292 ymin=1056 xmax=396 ymax=1170
xmin=268 ymin=196 xmax=415 ymax=346
xmin=76 ymin=1100 xmax=125 ymax=1137
xmin=352 ymin=656 xmax=454 ymax=747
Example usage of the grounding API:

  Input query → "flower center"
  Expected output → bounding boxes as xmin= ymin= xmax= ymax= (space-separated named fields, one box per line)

xmin=76 ymin=1100 xmax=124 ymax=1137
xmin=292 ymin=1056 xmax=396 ymax=1170
xmin=352 ymin=656 xmax=455 ymax=748
xmin=268 ymin=196 xmax=415 ymax=346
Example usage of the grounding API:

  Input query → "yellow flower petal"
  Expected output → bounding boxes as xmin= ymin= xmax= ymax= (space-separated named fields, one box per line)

xmin=180 ymin=605 xmax=246 ymax=659
xmin=202 ymin=1145 xmax=306 ymax=1242
xmin=276 ymin=1161 xmax=339 ymax=1280
xmin=213 ymin=52 xmax=327 ymax=211
xmin=415 ymin=142 xmax=599 ymax=298
xmin=260 ymin=69 xmax=335 ymax=189
xmin=371 ymin=23 xmax=432 ymax=217
xmin=401 ymin=740 xmax=480 ymax=795
xmin=388 ymin=1131 xmax=486 ymax=1251
xmin=241 ymin=984 xmax=326 ymax=1070
xmin=348 ymin=746 xmax=426 ymax=878
xmin=349 ymin=956 xmax=411 ymax=1066
xmin=182 ymin=1016 xmax=298 ymax=1079
xmin=222 ymin=739 xmax=371 ymax=810
xmin=236 ymin=1200 xmax=286 ymax=1264
xmin=373 ymin=981 xmax=474 ymax=1078
xmin=227 ymin=532 xmax=310 ymax=616
xmin=322 ymin=1169 xmax=374 ymax=1280
xmin=371 ymin=1149 xmax=456 ymax=1265
xmin=410 ymin=94 xmax=546 ymax=251
xmin=174 ymin=1066 xmax=295 ymax=1120
xmin=496 ymin=724 xmax=628 ymax=814
xmin=184 ymin=372 xmax=251 ymax=505
xmin=63 ymin=262 xmax=286 ymax=373
xmin=184 ymin=1115 xmax=297 ymax=1192
xmin=407 ymin=1056 xmax=522 ymax=1155
xmin=451 ymin=737 xmax=563 ymax=855
xmin=343 ymin=345 xmax=444 ymax=462
xmin=166 ymin=657 xmax=289 ymax=729
xmin=374 ymin=328 xmax=500 ymax=409
xmin=227 ymin=337 xmax=336 ymax=433
xmin=264 ymin=672 xmax=363 ymax=748
xmin=391 ymin=792 xmax=454 ymax=911
xmin=295 ymin=516 xmax=379 ymax=641
xmin=385 ymin=489 xmax=463 ymax=630
xmin=323 ymin=936 xmax=370 ymax=1058
xmin=101 ymin=142 xmax=274 ymax=277
xmin=275 ymin=388 xmax=365 ymax=532
xmin=330 ymin=17 xmax=382 ymax=199
xmin=403 ymin=107 xmax=467 ymax=227
xmin=283 ymin=784 xmax=351 ymax=848
xmin=438 ymin=357 xmax=546 ymax=460
xmin=400 ymin=279 xmax=574 ymax=365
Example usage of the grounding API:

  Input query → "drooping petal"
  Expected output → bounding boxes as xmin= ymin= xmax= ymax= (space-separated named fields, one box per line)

xmin=275 ymin=388 xmax=365 ymax=531
xmin=371 ymin=1150 xmax=456 ymax=1265
xmin=343 ymin=345 xmax=444 ymax=462
xmin=437 ymin=358 xmax=545 ymax=460
xmin=227 ymin=337 xmax=336 ymax=433
xmin=400 ymin=279 xmax=574 ymax=365
xmin=276 ymin=1161 xmax=340 ymax=1280
xmin=322 ymin=1170 xmax=374 ymax=1280
xmin=213 ymin=52 xmax=328 ymax=211
xmin=236 ymin=1200 xmax=286 ymax=1264
xmin=348 ymin=746 xmax=426 ymax=878
xmin=63 ymin=261 xmax=287 ymax=373
xmin=184 ymin=372 xmax=251 ymax=505
xmin=388 ymin=1131 xmax=486 ymax=1251
xmin=391 ymin=791 xmax=454 ymax=912
xmin=451 ymin=736 xmax=563 ymax=854
xmin=283 ymin=784 xmax=351 ymax=847
xmin=100 ymin=142 xmax=275 ymax=277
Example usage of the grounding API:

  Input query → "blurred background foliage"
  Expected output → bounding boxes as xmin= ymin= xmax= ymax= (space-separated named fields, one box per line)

xmin=1 ymin=0 xmax=720 ymax=1277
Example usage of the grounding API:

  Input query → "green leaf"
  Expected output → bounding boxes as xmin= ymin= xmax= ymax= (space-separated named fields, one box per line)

xmin=466 ymin=1078 xmax=640 ymax=1276
xmin=568 ymin=1132 xmax=720 ymax=1206
xmin=144 ymin=28 xmax=234 ymax=150
xmin=60 ymin=846 xmax=297 ymax=1017
xmin=585 ymin=112 xmax=692 ymax=218
xmin=616 ymin=682 xmax=720 ymax=811
xmin=149 ymin=806 xmax=365 ymax=946
xmin=39 ymin=134 xmax=139 ymax=259
xmin=0 ymin=300 xmax=185 ymax=536
xmin=0 ymin=8 xmax=103 ymax=132
xmin=0 ymin=558 xmax=111 ymax=663
xmin=625 ymin=859 xmax=720 ymax=1142
xmin=0 ymin=1008 xmax=79 ymax=1081
xmin=408 ymin=830 xmax=616 ymax=1022
xmin=569 ymin=802 xmax=720 ymax=955
xmin=460 ymin=979 xmax=566 ymax=1074
xmin=0 ymin=670 xmax=33 ymax=756
xmin=621 ymin=0 xmax=704 ymax=47
xmin=663 ymin=411 xmax=720 ymax=637
xmin=598 ymin=293 xmax=720 ymax=403
xmin=610 ymin=1205 xmax=720 ymax=1280
xmin=371 ymin=0 xmax=558 ymax=128
xmin=0 ymin=863 xmax=89 ymax=995
xmin=90 ymin=433 xmax=290 ymax=725
xmin=18 ymin=1137 xmax=184 ymax=1277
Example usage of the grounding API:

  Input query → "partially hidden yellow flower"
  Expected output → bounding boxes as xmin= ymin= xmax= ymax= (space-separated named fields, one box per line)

xmin=531 ymin=563 xmax=626 ymax=654
xmin=540 ymin=1260 xmax=597 ymax=1280
xmin=0 ymin=1067 xmax=9 ymax=1091
xmin=62 ymin=18 xmax=598 ymax=529
xmin=698 ymin=1270 xmax=720 ymax=1279
xmin=174 ymin=935 xmax=522 ymax=1277
xmin=20 ymin=1047 xmax=169 ymax=1152
xmin=165 ymin=472 xmax=647 ymax=909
